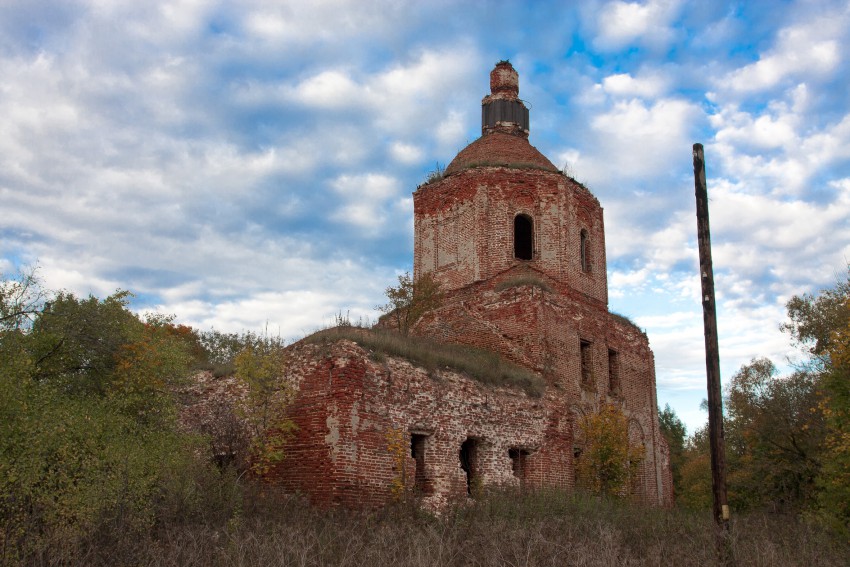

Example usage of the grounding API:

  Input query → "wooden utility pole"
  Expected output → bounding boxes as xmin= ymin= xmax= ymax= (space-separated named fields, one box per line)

xmin=692 ymin=143 xmax=732 ymax=561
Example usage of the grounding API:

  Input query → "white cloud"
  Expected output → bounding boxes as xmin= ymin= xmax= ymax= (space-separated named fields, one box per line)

xmin=710 ymin=94 xmax=850 ymax=194
xmin=594 ymin=0 xmax=682 ymax=50
xmin=390 ymin=142 xmax=424 ymax=165
xmin=600 ymin=72 xmax=669 ymax=98
xmin=291 ymin=70 xmax=362 ymax=109
xmin=574 ymin=97 xmax=701 ymax=184
xmin=330 ymin=173 xmax=401 ymax=232
xmin=239 ymin=0 xmax=401 ymax=46
xmin=720 ymin=11 xmax=848 ymax=93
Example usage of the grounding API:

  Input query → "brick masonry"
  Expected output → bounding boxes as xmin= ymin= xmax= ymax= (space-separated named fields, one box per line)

xmin=258 ymin=62 xmax=672 ymax=508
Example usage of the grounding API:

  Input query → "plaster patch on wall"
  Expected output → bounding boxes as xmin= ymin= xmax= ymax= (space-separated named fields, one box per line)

xmin=325 ymin=407 xmax=340 ymax=462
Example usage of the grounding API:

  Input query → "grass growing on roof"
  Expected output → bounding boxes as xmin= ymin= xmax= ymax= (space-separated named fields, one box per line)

xmin=305 ymin=327 xmax=545 ymax=398
xmin=494 ymin=275 xmax=553 ymax=293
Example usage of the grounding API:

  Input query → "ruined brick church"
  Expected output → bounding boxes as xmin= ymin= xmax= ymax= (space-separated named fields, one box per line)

xmin=272 ymin=62 xmax=673 ymax=508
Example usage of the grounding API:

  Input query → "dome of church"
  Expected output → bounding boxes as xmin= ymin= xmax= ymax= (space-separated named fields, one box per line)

xmin=444 ymin=131 xmax=558 ymax=176
xmin=444 ymin=61 xmax=558 ymax=176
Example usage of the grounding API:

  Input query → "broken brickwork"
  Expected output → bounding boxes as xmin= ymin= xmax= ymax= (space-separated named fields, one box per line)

xmin=265 ymin=61 xmax=673 ymax=507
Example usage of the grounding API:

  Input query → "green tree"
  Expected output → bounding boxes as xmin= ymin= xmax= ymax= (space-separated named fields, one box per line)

xmin=783 ymin=276 xmax=850 ymax=365
xmin=0 ymin=266 xmax=44 ymax=331
xmin=234 ymin=333 xmax=297 ymax=475
xmin=378 ymin=271 xmax=442 ymax=335
xmin=724 ymin=358 xmax=824 ymax=511
xmin=658 ymin=404 xmax=686 ymax=498
xmin=817 ymin=298 xmax=850 ymax=535
xmin=677 ymin=425 xmax=713 ymax=510
xmin=576 ymin=404 xmax=644 ymax=498
xmin=782 ymin=271 xmax=850 ymax=534
xmin=0 ymin=270 xmax=201 ymax=561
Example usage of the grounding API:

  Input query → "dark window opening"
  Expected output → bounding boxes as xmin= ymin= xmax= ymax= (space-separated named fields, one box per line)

xmin=508 ymin=448 xmax=530 ymax=481
xmin=580 ymin=340 xmax=592 ymax=385
xmin=608 ymin=349 xmax=620 ymax=395
xmin=580 ymin=229 xmax=591 ymax=272
xmin=459 ymin=438 xmax=479 ymax=496
xmin=410 ymin=433 xmax=428 ymax=493
xmin=573 ymin=446 xmax=583 ymax=487
xmin=514 ymin=215 xmax=533 ymax=260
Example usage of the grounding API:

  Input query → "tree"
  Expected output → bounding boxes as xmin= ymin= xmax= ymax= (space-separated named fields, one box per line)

xmin=724 ymin=358 xmax=824 ymax=511
xmin=234 ymin=333 xmax=297 ymax=475
xmin=378 ymin=271 xmax=442 ymax=335
xmin=817 ymin=298 xmax=850 ymax=535
xmin=0 ymin=270 xmax=201 ymax=560
xmin=0 ymin=265 xmax=44 ymax=331
xmin=782 ymin=276 xmax=850 ymax=366
xmin=675 ymin=270 xmax=849 ymax=526
xmin=658 ymin=404 xmax=686 ymax=498
xmin=677 ymin=425 xmax=713 ymax=510
xmin=575 ymin=404 xmax=644 ymax=498
xmin=783 ymin=271 xmax=850 ymax=534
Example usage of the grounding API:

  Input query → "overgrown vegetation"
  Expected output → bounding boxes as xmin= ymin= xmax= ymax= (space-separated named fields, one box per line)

xmin=575 ymin=404 xmax=644 ymax=498
xmin=0 ymin=268 xmax=294 ymax=564
xmin=610 ymin=310 xmax=644 ymax=334
xmin=669 ymin=269 xmax=850 ymax=539
xmin=494 ymin=274 xmax=552 ymax=293
xmin=377 ymin=271 xmax=443 ymax=336
xmin=453 ymin=161 xmax=556 ymax=175
xmin=305 ymin=326 xmax=545 ymax=398
xmin=0 ymin=268 xmax=201 ymax=562
xmin=15 ymin=488 xmax=848 ymax=566
xmin=4 ymin=264 xmax=850 ymax=563
xmin=420 ymin=162 xmax=446 ymax=185
xmin=233 ymin=336 xmax=297 ymax=475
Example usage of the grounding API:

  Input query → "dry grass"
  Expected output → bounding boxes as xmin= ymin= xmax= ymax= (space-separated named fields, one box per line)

xmin=35 ymin=487 xmax=848 ymax=567
xmin=304 ymin=327 xmax=546 ymax=398
xmin=610 ymin=311 xmax=644 ymax=335
xmin=494 ymin=275 xmax=553 ymax=294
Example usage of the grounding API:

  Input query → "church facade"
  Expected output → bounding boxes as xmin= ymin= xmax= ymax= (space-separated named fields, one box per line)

xmin=268 ymin=62 xmax=672 ymax=508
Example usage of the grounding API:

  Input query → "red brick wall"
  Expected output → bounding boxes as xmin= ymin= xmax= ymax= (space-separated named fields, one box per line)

xmin=269 ymin=325 xmax=670 ymax=508
xmin=408 ymin=130 xmax=672 ymax=505
xmin=414 ymin=166 xmax=608 ymax=305
xmin=271 ymin=339 xmax=573 ymax=509
xmin=263 ymin=153 xmax=673 ymax=508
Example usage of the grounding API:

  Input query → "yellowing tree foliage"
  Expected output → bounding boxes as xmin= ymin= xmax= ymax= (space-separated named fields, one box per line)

xmin=234 ymin=336 xmax=297 ymax=475
xmin=576 ymin=404 xmax=644 ymax=498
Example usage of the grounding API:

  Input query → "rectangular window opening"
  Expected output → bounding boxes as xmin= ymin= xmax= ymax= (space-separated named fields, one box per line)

xmin=410 ymin=433 xmax=428 ymax=494
xmin=580 ymin=340 xmax=592 ymax=385
xmin=608 ymin=349 xmax=620 ymax=395
xmin=508 ymin=447 xmax=530 ymax=481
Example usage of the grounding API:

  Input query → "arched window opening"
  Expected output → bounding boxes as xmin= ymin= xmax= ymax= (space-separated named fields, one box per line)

xmin=580 ymin=229 xmax=591 ymax=272
xmin=459 ymin=437 xmax=479 ymax=496
xmin=514 ymin=215 xmax=533 ymax=260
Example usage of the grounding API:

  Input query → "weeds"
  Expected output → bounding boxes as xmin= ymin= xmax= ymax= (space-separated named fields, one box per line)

xmin=494 ymin=275 xmax=552 ymax=293
xmin=610 ymin=311 xmax=644 ymax=334
xmin=32 ymin=487 xmax=849 ymax=566
xmin=304 ymin=327 xmax=545 ymax=397
xmin=420 ymin=162 xmax=446 ymax=186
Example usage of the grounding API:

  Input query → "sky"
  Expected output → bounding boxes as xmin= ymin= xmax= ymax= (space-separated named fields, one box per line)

xmin=2 ymin=0 xmax=849 ymax=433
